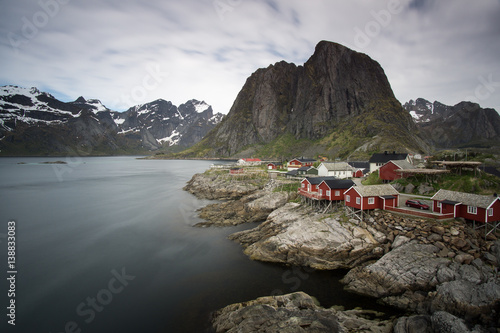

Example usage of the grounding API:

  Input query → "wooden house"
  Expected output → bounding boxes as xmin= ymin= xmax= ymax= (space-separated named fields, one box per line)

xmin=379 ymin=160 xmax=414 ymax=181
xmin=318 ymin=179 xmax=356 ymax=201
xmin=298 ymin=177 xmax=335 ymax=200
xmin=297 ymin=166 xmax=318 ymax=176
xmin=431 ymin=189 xmax=500 ymax=224
xmin=368 ymin=152 xmax=410 ymax=173
xmin=344 ymin=184 xmax=399 ymax=211
xmin=267 ymin=162 xmax=283 ymax=170
xmin=287 ymin=158 xmax=316 ymax=170
xmin=238 ymin=158 xmax=262 ymax=165
xmin=317 ymin=162 xmax=356 ymax=179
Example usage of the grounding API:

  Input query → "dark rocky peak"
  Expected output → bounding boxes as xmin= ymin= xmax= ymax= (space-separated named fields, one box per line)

xmin=73 ymin=96 xmax=87 ymax=104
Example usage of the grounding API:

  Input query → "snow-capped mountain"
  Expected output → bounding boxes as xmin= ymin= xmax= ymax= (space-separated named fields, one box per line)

xmin=0 ymin=85 xmax=224 ymax=155
xmin=404 ymin=98 xmax=500 ymax=148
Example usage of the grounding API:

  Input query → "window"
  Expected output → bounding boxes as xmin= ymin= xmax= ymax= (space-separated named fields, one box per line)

xmin=326 ymin=190 xmax=331 ymax=197
xmin=356 ymin=197 xmax=361 ymax=205
xmin=467 ymin=206 xmax=477 ymax=215
xmin=488 ymin=208 xmax=494 ymax=217
xmin=301 ymin=183 xmax=305 ymax=188
xmin=437 ymin=201 xmax=442 ymax=208
xmin=335 ymin=191 xmax=340 ymax=197
xmin=319 ymin=189 xmax=323 ymax=196
xmin=346 ymin=195 xmax=350 ymax=202
xmin=368 ymin=198 xmax=375 ymax=205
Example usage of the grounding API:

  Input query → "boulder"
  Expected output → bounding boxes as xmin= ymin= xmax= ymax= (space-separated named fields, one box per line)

xmin=229 ymin=203 xmax=382 ymax=269
xmin=212 ymin=292 xmax=394 ymax=333
xmin=342 ymin=242 xmax=447 ymax=298
xmin=404 ymin=184 xmax=415 ymax=194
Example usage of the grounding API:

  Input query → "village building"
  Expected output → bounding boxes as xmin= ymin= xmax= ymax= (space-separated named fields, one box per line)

xmin=287 ymin=158 xmax=316 ymax=171
xmin=317 ymin=162 xmax=356 ymax=179
xmin=237 ymin=158 xmax=262 ymax=165
xmin=344 ymin=184 xmax=399 ymax=211
xmin=298 ymin=177 xmax=336 ymax=200
xmin=379 ymin=160 xmax=414 ymax=181
xmin=368 ymin=152 xmax=410 ymax=173
xmin=297 ymin=166 xmax=318 ymax=176
xmin=318 ymin=179 xmax=356 ymax=201
xmin=267 ymin=162 xmax=283 ymax=170
xmin=431 ymin=189 xmax=500 ymax=225
xmin=348 ymin=162 xmax=370 ymax=177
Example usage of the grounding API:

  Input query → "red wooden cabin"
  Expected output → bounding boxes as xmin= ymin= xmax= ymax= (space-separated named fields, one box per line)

xmin=344 ymin=184 xmax=399 ymax=211
xmin=318 ymin=179 xmax=356 ymax=201
xmin=432 ymin=189 xmax=500 ymax=223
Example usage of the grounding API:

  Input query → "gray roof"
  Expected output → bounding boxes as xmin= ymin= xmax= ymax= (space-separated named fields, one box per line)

xmin=320 ymin=162 xmax=356 ymax=171
xmin=431 ymin=189 xmax=498 ymax=209
xmin=388 ymin=160 xmax=414 ymax=170
xmin=351 ymin=184 xmax=399 ymax=197
xmin=369 ymin=153 xmax=408 ymax=164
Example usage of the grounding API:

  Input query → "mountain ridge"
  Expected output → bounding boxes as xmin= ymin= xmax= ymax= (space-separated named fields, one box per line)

xmin=404 ymin=98 xmax=500 ymax=148
xmin=0 ymin=85 xmax=223 ymax=155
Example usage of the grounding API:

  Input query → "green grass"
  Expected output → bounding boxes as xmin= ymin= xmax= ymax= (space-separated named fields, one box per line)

xmin=391 ymin=170 xmax=500 ymax=195
xmin=362 ymin=171 xmax=383 ymax=185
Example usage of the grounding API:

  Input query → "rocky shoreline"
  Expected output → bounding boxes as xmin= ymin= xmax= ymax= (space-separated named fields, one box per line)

xmin=184 ymin=171 xmax=500 ymax=332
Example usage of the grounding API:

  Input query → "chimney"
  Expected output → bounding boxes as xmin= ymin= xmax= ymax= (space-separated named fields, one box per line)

xmin=384 ymin=151 xmax=388 ymax=155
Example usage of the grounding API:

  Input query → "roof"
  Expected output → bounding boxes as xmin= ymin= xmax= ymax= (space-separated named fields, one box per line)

xmin=298 ymin=166 xmax=316 ymax=171
xmin=369 ymin=152 xmax=408 ymax=164
xmin=348 ymin=162 xmax=370 ymax=169
xmin=321 ymin=179 xmax=356 ymax=189
xmin=387 ymin=160 xmax=414 ymax=170
xmin=303 ymin=176 xmax=336 ymax=185
xmin=268 ymin=162 xmax=283 ymax=165
xmin=240 ymin=158 xmax=261 ymax=162
xmin=349 ymin=184 xmax=400 ymax=197
xmin=431 ymin=189 xmax=498 ymax=209
xmin=319 ymin=162 xmax=355 ymax=171
xmin=291 ymin=157 xmax=316 ymax=163
xmin=286 ymin=170 xmax=299 ymax=176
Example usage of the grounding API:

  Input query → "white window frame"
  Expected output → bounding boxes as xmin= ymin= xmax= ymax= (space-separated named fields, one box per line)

xmin=437 ymin=201 xmax=442 ymax=208
xmin=356 ymin=197 xmax=361 ymax=205
xmin=319 ymin=189 xmax=323 ymax=196
xmin=368 ymin=198 xmax=375 ymax=205
xmin=488 ymin=208 xmax=494 ymax=217
xmin=346 ymin=195 xmax=350 ymax=203
xmin=467 ymin=206 xmax=477 ymax=215
xmin=335 ymin=190 xmax=340 ymax=197
xmin=326 ymin=190 xmax=331 ymax=197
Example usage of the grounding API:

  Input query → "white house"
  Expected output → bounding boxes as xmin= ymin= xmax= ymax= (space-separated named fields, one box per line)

xmin=317 ymin=162 xmax=356 ymax=179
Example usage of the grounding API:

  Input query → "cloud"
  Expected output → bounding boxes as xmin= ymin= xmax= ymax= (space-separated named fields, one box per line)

xmin=0 ymin=0 xmax=499 ymax=114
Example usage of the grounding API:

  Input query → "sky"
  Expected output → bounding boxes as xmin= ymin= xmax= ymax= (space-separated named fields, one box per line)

xmin=0 ymin=0 xmax=499 ymax=114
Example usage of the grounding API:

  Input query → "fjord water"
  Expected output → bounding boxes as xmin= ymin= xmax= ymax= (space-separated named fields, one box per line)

xmin=0 ymin=157 xmax=386 ymax=333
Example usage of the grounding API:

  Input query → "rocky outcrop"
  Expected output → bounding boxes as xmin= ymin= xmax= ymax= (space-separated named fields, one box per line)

xmin=184 ymin=171 xmax=291 ymax=226
xmin=342 ymin=241 xmax=500 ymax=328
xmin=183 ymin=172 xmax=261 ymax=200
xmin=211 ymin=292 xmax=394 ymax=333
xmin=229 ymin=203 xmax=385 ymax=269
xmin=197 ymin=191 xmax=289 ymax=227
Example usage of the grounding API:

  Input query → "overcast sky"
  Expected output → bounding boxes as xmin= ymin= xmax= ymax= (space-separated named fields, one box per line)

xmin=1 ymin=0 xmax=499 ymax=114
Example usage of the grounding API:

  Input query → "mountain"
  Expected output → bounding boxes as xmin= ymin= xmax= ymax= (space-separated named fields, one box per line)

xmin=404 ymin=98 xmax=500 ymax=148
xmin=0 ymin=85 xmax=223 ymax=155
xmin=180 ymin=40 xmax=428 ymax=159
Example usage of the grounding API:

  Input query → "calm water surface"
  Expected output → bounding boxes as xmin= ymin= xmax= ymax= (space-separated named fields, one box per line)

xmin=0 ymin=156 xmax=393 ymax=333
